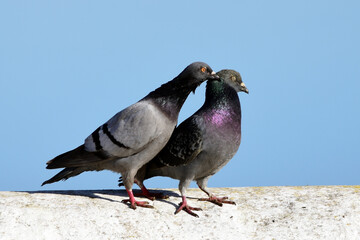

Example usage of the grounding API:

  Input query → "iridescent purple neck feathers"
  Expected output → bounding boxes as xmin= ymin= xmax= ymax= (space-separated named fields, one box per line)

xmin=201 ymin=80 xmax=241 ymax=127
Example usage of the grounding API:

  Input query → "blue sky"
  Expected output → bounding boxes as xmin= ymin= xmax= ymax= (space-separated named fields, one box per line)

xmin=1 ymin=1 xmax=359 ymax=191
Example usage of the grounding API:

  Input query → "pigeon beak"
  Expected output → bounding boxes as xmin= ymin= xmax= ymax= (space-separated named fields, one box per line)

xmin=240 ymin=82 xmax=249 ymax=94
xmin=207 ymin=71 xmax=220 ymax=81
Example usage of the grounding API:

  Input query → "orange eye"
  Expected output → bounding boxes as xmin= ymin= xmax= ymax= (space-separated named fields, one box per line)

xmin=201 ymin=67 xmax=206 ymax=73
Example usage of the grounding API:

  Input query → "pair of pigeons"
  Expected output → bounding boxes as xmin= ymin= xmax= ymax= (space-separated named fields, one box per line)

xmin=42 ymin=62 xmax=249 ymax=217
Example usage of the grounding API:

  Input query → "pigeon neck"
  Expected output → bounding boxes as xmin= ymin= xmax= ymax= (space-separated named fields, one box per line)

xmin=144 ymin=77 xmax=194 ymax=121
xmin=204 ymin=80 xmax=240 ymax=110
xmin=202 ymin=80 xmax=242 ymax=133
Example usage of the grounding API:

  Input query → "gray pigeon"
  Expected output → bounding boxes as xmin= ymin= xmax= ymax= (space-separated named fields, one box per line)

xmin=128 ymin=69 xmax=248 ymax=216
xmin=42 ymin=62 xmax=219 ymax=209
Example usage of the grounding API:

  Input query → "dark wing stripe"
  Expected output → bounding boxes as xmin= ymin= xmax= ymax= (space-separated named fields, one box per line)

xmin=102 ymin=123 xmax=130 ymax=149
xmin=91 ymin=127 xmax=102 ymax=151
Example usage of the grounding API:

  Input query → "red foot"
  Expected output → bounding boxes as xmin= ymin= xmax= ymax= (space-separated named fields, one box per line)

xmin=175 ymin=196 xmax=202 ymax=218
xmin=198 ymin=195 xmax=236 ymax=206
xmin=134 ymin=187 xmax=169 ymax=201
xmin=121 ymin=199 xmax=153 ymax=209
xmin=122 ymin=189 xmax=154 ymax=209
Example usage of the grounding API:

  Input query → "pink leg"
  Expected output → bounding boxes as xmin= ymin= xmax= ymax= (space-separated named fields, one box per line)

xmin=138 ymin=186 xmax=169 ymax=200
xmin=121 ymin=189 xmax=154 ymax=209
xmin=175 ymin=196 xmax=202 ymax=218
xmin=133 ymin=180 xmax=169 ymax=200
xmin=198 ymin=185 xmax=236 ymax=206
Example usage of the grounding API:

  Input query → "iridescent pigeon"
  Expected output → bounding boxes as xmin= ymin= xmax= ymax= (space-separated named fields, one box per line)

xmin=129 ymin=69 xmax=248 ymax=217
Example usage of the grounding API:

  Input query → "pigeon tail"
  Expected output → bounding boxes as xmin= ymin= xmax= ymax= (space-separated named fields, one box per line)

xmin=42 ymin=167 xmax=83 ymax=186
xmin=46 ymin=145 xmax=109 ymax=169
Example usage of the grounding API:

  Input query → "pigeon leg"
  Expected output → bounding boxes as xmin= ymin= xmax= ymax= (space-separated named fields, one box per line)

xmin=197 ymin=180 xmax=236 ymax=206
xmin=175 ymin=179 xmax=202 ymax=217
xmin=121 ymin=189 xmax=154 ymax=209
xmin=175 ymin=196 xmax=202 ymax=218
xmin=134 ymin=179 xmax=169 ymax=200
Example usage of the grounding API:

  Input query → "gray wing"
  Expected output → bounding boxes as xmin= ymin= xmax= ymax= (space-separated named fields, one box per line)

xmin=156 ymin=117 xmax=203 ymax=167
xmin=47 ymin=101 xmax=167 ymax=168
xmin=84 ymin=100 xmax=165 ymax=159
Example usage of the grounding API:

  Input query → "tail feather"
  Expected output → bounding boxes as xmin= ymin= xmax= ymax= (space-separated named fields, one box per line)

xmin=42 ymin=167 xmax=84 ymax=186
xmin=43 ymin=144 xmax=111 ymax=186
xmin=46 ymin=145 xmax=109 ymax=169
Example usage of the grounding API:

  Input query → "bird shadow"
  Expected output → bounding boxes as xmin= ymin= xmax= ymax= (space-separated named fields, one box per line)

xmin=22 ymin=189 xmax=181 ymax=208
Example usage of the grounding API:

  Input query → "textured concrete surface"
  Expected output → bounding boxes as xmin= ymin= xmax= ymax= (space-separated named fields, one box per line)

xmin=1 ymin=186 xmax=359 ymax=240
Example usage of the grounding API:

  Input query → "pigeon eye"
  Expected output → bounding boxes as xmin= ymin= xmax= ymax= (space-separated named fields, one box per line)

xmin=201 ymin=67 xmax=206 ymax=73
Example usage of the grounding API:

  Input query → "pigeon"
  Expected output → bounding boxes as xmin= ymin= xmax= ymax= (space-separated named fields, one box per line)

xmin=42 ymin=62 xmax=219 ymax=210
xmin=128 ymin=69 xmax=248 ymax=217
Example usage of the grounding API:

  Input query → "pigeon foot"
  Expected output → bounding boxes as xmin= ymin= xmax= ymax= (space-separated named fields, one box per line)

xmin=121 ymin=199 xmax=154 ymax=209
xmin=175 ymin=196 xmax=202 ymax=218
xmin=134 ymin=186 xmax=169 ymax=200
xmin=123 ymin=189 xmax=154 ymax=209
xmin=198 ymin=196 xmax=236 ymax=206
xmin=135 ymin=191 xmax=169 ymax=201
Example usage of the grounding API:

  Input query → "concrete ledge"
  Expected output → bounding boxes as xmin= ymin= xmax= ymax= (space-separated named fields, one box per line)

xmin=1 ymin=186 xmax=359 ymax=239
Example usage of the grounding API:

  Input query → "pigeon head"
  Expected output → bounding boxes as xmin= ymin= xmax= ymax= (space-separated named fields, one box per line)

xmin=217 ymin=69 xmax=249 ymax=94
xmin=143 ymin=62 xmax=219 ymax=121
xmin=177 ymin=62 xmax=220 ymax=92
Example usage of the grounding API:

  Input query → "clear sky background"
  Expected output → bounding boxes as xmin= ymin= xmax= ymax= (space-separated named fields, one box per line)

xmin=1 ymin=1 xmax=359 ymax=191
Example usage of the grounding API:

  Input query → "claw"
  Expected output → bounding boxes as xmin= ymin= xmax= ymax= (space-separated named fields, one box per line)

xmin=123 ymin=189 xmax=154 ymax=209
xmin=135 ymin=187 xmax=169 ymax=201
xmin=198 ymin=195 xmax=236 ymax=206
xmin=121 ymin=199 xmax=154 ymax=209
xmin=175 ymin=196 xmax=202 ymax=218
